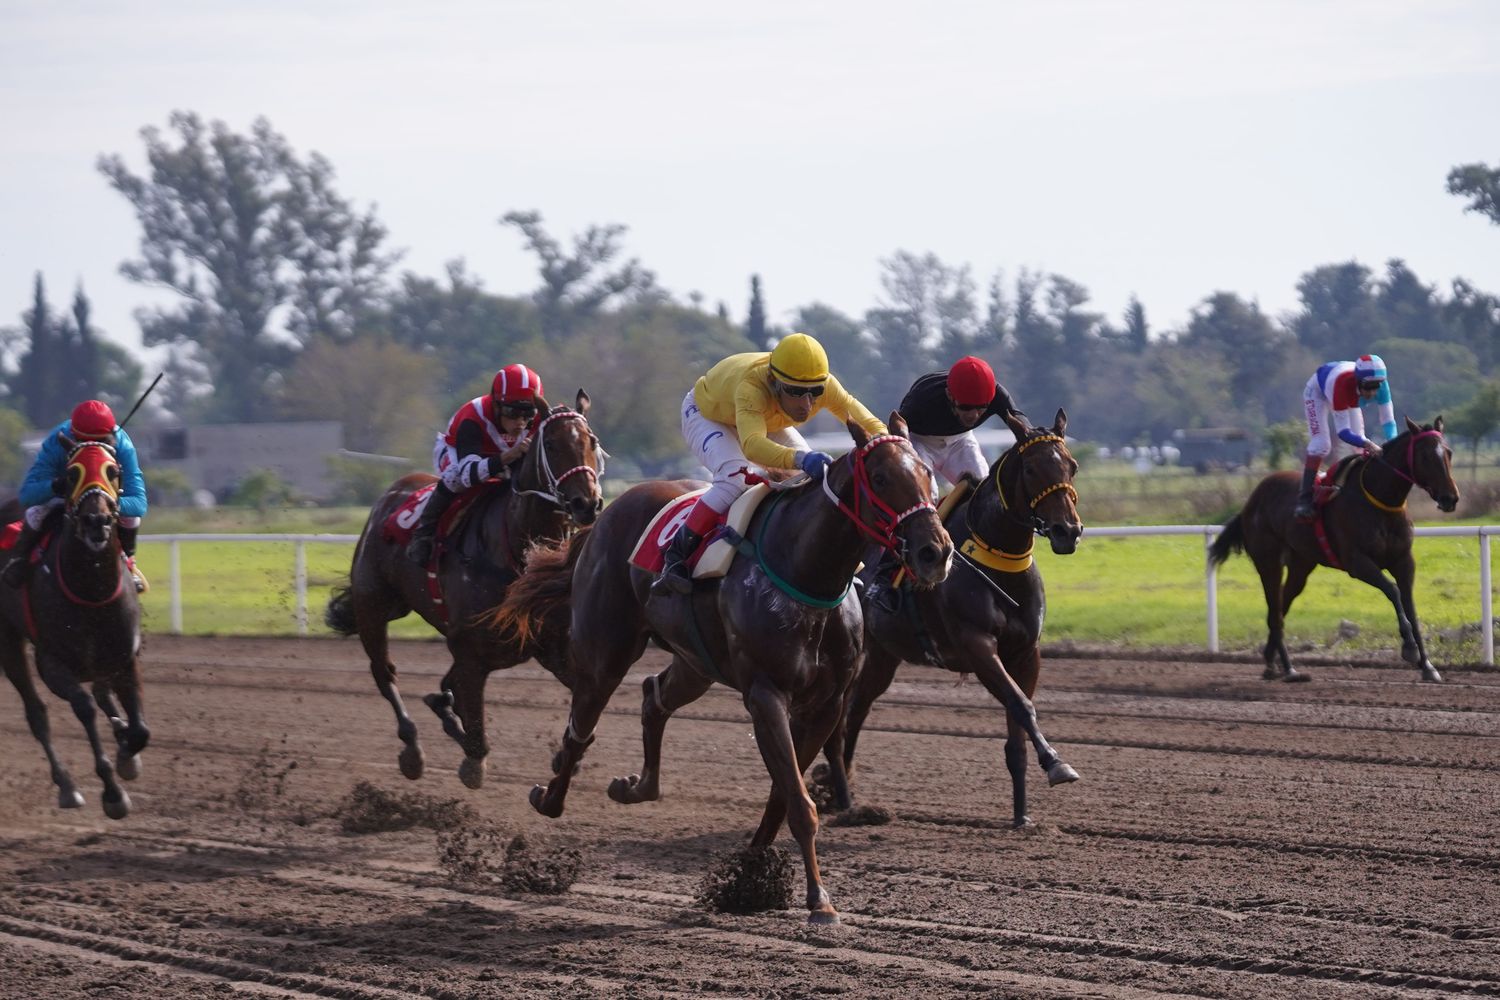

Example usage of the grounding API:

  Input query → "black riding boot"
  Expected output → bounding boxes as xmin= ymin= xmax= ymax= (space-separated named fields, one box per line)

xmin=863 ymin=550 xmax=904 ymax=613
xmin=1293 ymin=459 xmax=1320 ymax=521
xmin=651 ymin=525 xmax=704 ymax=596
xmin=2 ymin=522 xmax=42 ymax=588
xmin=406 ymin=483 xmax=458 ymax=565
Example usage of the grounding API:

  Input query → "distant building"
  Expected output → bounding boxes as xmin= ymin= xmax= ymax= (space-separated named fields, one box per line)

xmin=1172 ymin=427 xmax=1257 ymax=473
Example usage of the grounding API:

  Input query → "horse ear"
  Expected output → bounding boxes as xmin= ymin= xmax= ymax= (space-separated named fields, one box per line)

xmin=847 ymin=419 xmax=870 ymax=449
xmin=1405 ymin=415 xmax=1420 ymax=435
xmin=1053 ymin=408 xmax=1068 ymax=438
xmin=575 ymin=388 xmax=590 ymax=417
xmin=1433 ymin=414 xmax=1444 ymax=434
xmin=1002 ymin=408 xmax=1029 ymax=439
xmin=533 ymin=394 xmax=551 ymax=414
xmin=887 ymin=411 xmax=910 ymax=440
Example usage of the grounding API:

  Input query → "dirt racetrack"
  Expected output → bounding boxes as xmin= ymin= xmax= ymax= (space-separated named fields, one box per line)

xmin=1 ymin=634 xmax=1497 ymax=999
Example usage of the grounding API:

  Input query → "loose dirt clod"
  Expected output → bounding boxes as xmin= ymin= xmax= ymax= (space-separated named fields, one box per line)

xmin=827 ymin=803 xmax=892 ymax=827
xmin=696 ymin=845 xmax=795 ymax=914
xmin=336 ymin=780 xmax=479 ymax=834
xmin=499 ymin=833 xmax=583 ymax=894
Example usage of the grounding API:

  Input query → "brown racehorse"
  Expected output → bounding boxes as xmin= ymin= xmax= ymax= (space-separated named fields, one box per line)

xmin=494 ymin=415 xmax=953 ymax=924
xmin=324 ymin=392 xmax=604 ymax=786
xmin=819 ymin=409 xmax=1084 ymax=828
xmin=0 ymin=437 xmax=147 ymax=818
xmin=1209 ymin=416 xmax=1459 ymax=683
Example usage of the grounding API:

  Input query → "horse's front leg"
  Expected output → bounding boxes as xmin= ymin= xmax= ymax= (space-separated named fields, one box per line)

xmin=968 ymin=647 xmax=1077 ymax=827
xmin=609 ymin=658 xmax=713 ymax=805
xmin=530 ymin=680 xmax=615 ymax=818
xmin=1390 ymin=553 xmax=1441 ymax=682
xmin=1345 ymin=556 xmax=1432 ymax=681
xmin=95 ymin=670 xmax=149 ymax=781
xmin=746 ymin=678 xmax=837 ymax=925
xmin=39 ymin=656 xmax=128 ymax=819
xmin=425 ymin=652 xmax=493 ymax=790
xmin=3 ymin=640 xmax=84 ymax=809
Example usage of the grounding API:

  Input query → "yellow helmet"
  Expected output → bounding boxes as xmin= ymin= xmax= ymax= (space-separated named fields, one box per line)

xmin=768 ymin=333 xmax=829 ymax=387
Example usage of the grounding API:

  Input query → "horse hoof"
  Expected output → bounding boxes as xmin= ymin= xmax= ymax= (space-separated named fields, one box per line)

xmin=1046 ymin=762 xmax=1079 ymax=786
xmin=398 ymin=745 xmax=424 ymax=780
xmin=1012 ymin=814 xmax=1034 ymax=829
xmin=607 ymin=775 xmax=650 ymax=804
xmin=458 ymin=756 xmax=486 ymax=790
xmin=58 ymin=790 xmax=85 ymax=809
xmin=1261 ymin=665 xmax=1280 ymax=681
xmin=1284 ymin=670 xmax=1312 ymax=684
xmin=529 ymin=784 xmax=563 ymax=819
xmin=807 ymin=908 xmax=840 ymax=926
xmin=116 ymin=755 xmax=141 ymax=781
xmin=103 ymin=791 xmax=131 ymax=821
xmin=1422 ymin=665 xmax=1443 ymax=683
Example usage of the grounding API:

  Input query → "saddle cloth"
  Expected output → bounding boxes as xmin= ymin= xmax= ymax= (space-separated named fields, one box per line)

xmin=381 ymin=481 xmax=487 ymax=547
xmin=1313 ymin=455 xmax=1362 ymax=508
xmin=629 ymin=484 xmax=772 ymax=579
xmin=0 ymin=522 xmax=20 ymax=549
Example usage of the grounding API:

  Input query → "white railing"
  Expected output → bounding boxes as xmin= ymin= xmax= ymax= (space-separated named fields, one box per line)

xmin=141 ymin=526 xmax=1500 ymax=664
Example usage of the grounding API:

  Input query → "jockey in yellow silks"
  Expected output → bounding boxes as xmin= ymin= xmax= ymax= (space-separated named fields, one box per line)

xmin=652 ymin=333 xmax=887 ymax=595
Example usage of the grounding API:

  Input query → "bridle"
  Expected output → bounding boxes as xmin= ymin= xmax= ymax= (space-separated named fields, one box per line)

xmin=821 ymin=434 xmax=937 ymax=563
xmin=55 ymin=440 xmax=126 ymax=606
xmin=993 ymin=431 xmax=1079 ymax=536
xmin=1361 ymin=428 xmax=1447 ymax=514
xmin=510 ymin=406 xmax=607 ymax=519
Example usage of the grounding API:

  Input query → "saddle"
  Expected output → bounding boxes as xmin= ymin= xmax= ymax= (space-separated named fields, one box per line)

xmin=629 ymin=484 xmax=773 ymax=579
xmin=382 ymin=481 xmax=493 ymax=548
xmin=1313 ymin=455 xmax=1362 ymax=509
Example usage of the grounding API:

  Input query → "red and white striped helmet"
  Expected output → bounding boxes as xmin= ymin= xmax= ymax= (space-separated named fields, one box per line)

xmin=490 ymin=364 xmax=543 ymax=404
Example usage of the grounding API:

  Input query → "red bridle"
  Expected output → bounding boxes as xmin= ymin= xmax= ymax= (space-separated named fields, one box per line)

xmin=821 ymin=434 xmax=937 ymax=554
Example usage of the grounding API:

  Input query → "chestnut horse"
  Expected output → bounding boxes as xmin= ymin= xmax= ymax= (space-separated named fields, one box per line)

xmin=324 ymin=392 xmax=604 ymax=786
xmin=819 ymin=409 xmax=1084 ymax=828
xmin=495 ymin=416 xmax=952 ymax=923
xmin=1209 ymin=417 xmax=1459 ymax=683
xmin=0 ymin=437 xmax=147 ymax=818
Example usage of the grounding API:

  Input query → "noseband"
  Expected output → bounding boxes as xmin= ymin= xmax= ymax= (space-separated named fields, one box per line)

xmin=995 ymin=432 xmax=1078 ymax=536
xmin=511 ymin=407 xmax=607 ymax=518
xmin=821 ymin=434 xmax=937 ymax=557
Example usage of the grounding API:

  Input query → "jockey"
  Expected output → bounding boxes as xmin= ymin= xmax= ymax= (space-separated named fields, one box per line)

xmin=865 ymin=355 xmax=1020 ymax=611
xmin=406 ymin=363 xmax=543 ymax=565
xmin=1295 ymin=353 xmax=1396 ymax=521
xmin=651 ymin=332 xmax=887 ymax=596
xmin=3 ymin=399 xmax=148 ymax=590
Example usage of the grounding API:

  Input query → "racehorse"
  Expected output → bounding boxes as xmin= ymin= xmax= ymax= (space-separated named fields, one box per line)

xmin=494 ymin=416 xmax=953 ymax=924
xmin=1209 ymin=417 xmax=1459 ymax=683
xmin=324 ymin=392 xmax=604 ymax=786
xmin=819 ymin=409 xmax=1084 ymax=828
xmin=0 ymin=436 xmax=147 ymax=818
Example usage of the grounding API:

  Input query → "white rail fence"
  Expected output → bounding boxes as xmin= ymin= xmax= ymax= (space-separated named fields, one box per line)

xmin=141 ymin=526 xmax=1500 ymax=664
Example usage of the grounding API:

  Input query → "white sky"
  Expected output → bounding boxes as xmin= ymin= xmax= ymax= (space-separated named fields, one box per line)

xmin=2 ymin=0 xmax=1497 ymax=359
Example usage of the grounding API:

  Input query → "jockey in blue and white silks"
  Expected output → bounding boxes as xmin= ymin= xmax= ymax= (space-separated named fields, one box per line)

xmin=1295 ymin=354 xmax=1396 ymax=520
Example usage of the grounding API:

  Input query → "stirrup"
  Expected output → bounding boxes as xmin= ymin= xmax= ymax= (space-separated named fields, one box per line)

xmin=406 ymin=535 xmax=434 ymax=565
xmin=651 ymin=565 xmax=693 ymax=596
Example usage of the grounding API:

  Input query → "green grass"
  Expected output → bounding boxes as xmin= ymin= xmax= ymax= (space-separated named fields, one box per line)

xmin=131 ymin=505 xmax=1500 ymax=664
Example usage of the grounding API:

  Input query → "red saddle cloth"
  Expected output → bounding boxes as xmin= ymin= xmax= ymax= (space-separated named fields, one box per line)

xmin=629 ymin=489 xmax=722 ymax=573
xmin=0 ymin=521 xmax=20 ymax=550
xmin=381 ymin=483 xmax=485 ymax=547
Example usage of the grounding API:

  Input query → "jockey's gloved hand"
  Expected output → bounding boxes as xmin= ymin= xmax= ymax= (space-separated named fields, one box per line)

xmin=797 ymin=450 xmax=835 ymax=479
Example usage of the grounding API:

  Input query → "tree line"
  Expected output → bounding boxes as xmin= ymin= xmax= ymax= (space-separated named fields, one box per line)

xmin=3 ymin=111 xmax=1498 ymax=489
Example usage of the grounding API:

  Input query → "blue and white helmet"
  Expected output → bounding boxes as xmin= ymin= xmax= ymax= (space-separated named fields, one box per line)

xmin=1354 ymin=354 xmax=1387 ymax=387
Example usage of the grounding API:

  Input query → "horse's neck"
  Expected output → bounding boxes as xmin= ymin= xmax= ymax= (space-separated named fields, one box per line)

xmin=967 ymin=457 xmax=1032 ymax=551
xmin=758 ymin=480 xmax=864 ymax=592
xmin=499 ymin=484 xmax=566 ymax=562
xmin=1363 ymin=446 xmax=1416 ymax=507
xmin=55 ymin=525 xmax=123 ymax=601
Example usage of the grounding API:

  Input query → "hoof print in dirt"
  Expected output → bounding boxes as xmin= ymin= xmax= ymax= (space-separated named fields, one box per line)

xmin=696 ymin=845 xmax=795 ymax=915
xmin=827 ymin=804 xmax=892 ymax=828
xmin=337 ymin=779 xmax=478 ymax=834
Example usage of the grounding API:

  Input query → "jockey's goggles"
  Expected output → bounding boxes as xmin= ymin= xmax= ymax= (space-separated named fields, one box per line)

xmin=1358 ymin=379 xmax=1384 ymax=393
xmin=500 ymin=402 xmax=537 ymax=418
xmin=778 ymin=382 xmax=824 ymax=399
xmin=953 ymin=401 xmax=988 ymax=413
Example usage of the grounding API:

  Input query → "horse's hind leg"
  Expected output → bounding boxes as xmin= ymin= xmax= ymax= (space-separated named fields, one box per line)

xmin=2 ymin=638 xmax=84 ymax=809
xmin=37 ymin=655 xmax=128 ymax=819
xmin=609 ymin=657 xmax=713 ymax=805
xmin=817 ymin=642 xmax=902 ymax=810
xmin=1276 ymin=559 xmax=1315 ymax=683
xmin=745 ymin=678 xmax=839 ymax=924
xmin=1391 ymin=553 xmax=1440 ymax=682
xmin=1254 ymin=552 xmax=1295 ymax=681
xmin=356 ymin=615 xmax=424 ymax=780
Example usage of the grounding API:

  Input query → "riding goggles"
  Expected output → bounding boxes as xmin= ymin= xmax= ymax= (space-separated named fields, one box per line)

xmin=500 ymin=402 xmax=537 ymax=418
xmin=779 ymin=382 xmax=824 ymax=399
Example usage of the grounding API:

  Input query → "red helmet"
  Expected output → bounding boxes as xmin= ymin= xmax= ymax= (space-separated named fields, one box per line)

xmin=947 ymin=356 xmax=996 ymax=408
xmin=490 ymin=364 xmax=543 ymax=404
xmin=70 ymin=400 xmax=117 ymax=439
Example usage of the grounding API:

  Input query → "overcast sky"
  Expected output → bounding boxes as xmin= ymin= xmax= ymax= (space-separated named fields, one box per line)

xmin=2 ymin=0 xmax=1496 ymax=361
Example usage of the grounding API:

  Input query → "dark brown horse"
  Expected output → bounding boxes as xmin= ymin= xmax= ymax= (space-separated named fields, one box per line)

xmin=495 ymin=416 xmax=952 ymax=923
xmin=325 ymin=392 xmax=604 ymax=786
xmin=0 ymin=437 xmax=147 ymax=818
xmin=819 ymin=409 xmax=1083 ymax=828
xmin=1209 ymin=417 xmax=1459 ymax=683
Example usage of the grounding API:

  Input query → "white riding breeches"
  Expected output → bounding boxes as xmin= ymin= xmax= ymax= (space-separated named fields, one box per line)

xmin=910 ymin=431 xmax=988 ymax=497
xmin=679 ymin=388 xmax=808 ymax=513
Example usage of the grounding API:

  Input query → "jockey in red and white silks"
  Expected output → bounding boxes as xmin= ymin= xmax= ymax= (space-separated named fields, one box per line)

xmin=1295 ymin=354 xmax=1395 ymax=520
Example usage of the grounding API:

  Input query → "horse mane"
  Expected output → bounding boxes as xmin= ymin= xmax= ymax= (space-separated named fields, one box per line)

xmin=488 ymin=526 xmax=594 ymax=643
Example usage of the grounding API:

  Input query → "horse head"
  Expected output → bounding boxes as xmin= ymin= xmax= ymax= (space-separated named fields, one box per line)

xmin=839 ymin=414 xmax=953 ymax=588
xmin=1389 ymin=416 xmax=1459 ymax=513
xmin=999 ymin=409 xmax=1083 ymax=555
xmin=58 ymin=434 xmax=122 ymax=556
xmin=515 ymin=390 xmax=607 ymax=526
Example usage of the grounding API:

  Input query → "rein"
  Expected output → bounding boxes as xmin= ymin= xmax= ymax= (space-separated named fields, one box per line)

xmin=511 ymin=407 xmax=607 ymax=516
xmin=954 ymin=430 xmax=1078 ymax=580
xmin=819 ymin=434 xmax=936 ymax=560
xmin=52 ymin=441 xmax=127 ymax=607
xmin=1361 ymin=429 xmax=1445 ymax=514
xmin=994 ymin=433 xmax=1078 ymax=534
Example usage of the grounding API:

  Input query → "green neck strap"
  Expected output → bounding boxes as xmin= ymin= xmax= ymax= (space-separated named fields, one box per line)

xmin=754 ymin=490 xmax=852 ymax=610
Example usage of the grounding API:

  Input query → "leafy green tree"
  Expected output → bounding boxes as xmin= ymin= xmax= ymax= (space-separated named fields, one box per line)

xmin=99 ymin=111 xmax=396 ymax=421
xmin=0 ymin=406 xmax=30 ymax=484
xmin=279 ymin=336 xmax=442 ymax=459
xmin=1180 ymin=292 xmax=1286 ymax=419
xmin=12 ymin=274 xmax=60 ymax=425
xmin=1369 ymin=337 xmax=1481 ymax=426
xmin=1444 ymin=380 xmax=1500 ymax=481
xmin=874 ymin=250 xmax=979 ymax=365
xmin=1263 ymin=419 xmax=1306 ymax=471
xmin=790 ymin=302 xmax=879 ymax=403
xmin=1443 ymin=278 xmax=1500 ymax=373
xmin=1123 ymin=295 xmax=1149 ymax=354
xmin=1133 ymin=344 xmax=1234 ymax=443
xmin=1291 ymin=262 xmax=1388 ymax=361
xmin=746 ymin=274 xmax=767 ymax=347
xmin=1376 ymin=259 xmax=1449 ymax=343
xmin=1447 ymin=161 xmax=1500 ymax=226
xmin=226 ymin=468 xmax=296 ymax=509
xmin=501 ymin=210 xmax=660 ymax=340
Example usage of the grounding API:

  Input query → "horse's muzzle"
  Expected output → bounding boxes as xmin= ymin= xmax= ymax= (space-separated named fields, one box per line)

xmin=1047 ymin=521 xmax=1082 ymax=555
xmin=568 ymin=495 xmax=603 ymax=526
xmin=1434 ymin=492 xmax=1459 ymax=513
xmin=907 ymin=538 xmax=954 ymax=587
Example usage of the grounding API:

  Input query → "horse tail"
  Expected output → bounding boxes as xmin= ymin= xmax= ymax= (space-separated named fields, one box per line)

xmin=324 ymin=584 xmax=359 ymax=636
xmin=1207 ymin=514 xmax=1245 ymax=568
xmin=490 ymin=526 xmax=594 ymax=644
